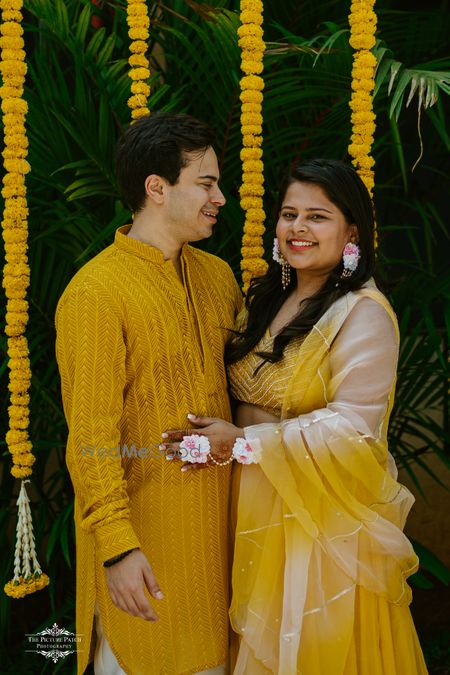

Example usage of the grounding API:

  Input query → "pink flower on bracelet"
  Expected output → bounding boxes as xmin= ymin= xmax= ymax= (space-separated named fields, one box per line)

xmin=232 ymin=438 xmax=260 ymax=464
xmin=179 ymin=434 xmax=210 ymax=463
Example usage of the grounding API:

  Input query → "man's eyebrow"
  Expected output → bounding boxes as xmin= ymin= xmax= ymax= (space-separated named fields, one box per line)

xmin=197 ymin=174 xmax=219 ymax=181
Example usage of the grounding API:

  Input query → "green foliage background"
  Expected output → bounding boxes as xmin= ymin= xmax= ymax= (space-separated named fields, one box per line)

xmin=0 ymin=0 xmax=449 ymax=672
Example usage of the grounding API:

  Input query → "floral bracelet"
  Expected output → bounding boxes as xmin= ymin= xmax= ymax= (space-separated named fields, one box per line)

xmin=178 ymin=435 xmax=260 ymax=465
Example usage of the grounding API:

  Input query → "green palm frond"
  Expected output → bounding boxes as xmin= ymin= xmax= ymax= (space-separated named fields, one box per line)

xmin=374 ymin=43 xmax=450 ymax=120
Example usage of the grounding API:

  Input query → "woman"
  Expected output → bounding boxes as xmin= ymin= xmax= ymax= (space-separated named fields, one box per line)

xmin=165 ymin=159 xmax=428 ymax=674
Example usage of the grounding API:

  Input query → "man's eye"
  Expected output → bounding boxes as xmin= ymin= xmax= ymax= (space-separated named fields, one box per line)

xmin=202 ymin=183 xmax=213 ymax=189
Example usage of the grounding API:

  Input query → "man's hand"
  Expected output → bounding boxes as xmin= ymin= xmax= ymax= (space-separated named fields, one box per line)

xmin=105 ymin=549 xmax=163 ymax=621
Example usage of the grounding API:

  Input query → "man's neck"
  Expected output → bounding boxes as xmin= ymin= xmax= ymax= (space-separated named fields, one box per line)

xmin=127 ymin=213 xmax=183 ymax=262
xmin=127 ymin=213 xmax=185 ymax=281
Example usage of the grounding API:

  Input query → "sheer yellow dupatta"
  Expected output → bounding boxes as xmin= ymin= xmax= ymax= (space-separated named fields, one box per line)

xmin=230 ymin=287 xmax=419 ymax=674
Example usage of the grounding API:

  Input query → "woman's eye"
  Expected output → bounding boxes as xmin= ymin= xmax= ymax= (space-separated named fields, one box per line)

xmin=310 ymin=214 xmax=325 ymax=220
xmin=202 ymin=183 xmax=213 ymax=189
xmin=282 ymin=212 xmax=296 ymax=219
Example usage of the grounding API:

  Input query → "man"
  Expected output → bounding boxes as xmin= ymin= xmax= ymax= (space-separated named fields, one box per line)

xmin=55 ymin=112 xmax=242 ymax=675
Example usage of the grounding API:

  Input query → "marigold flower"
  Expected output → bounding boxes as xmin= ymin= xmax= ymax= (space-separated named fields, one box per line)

xmin=240 ymin=112 xmax=262 ymax=126
xmin=240 ymin=59 xmax=264 ymax=75
xmin=9 ymin=392 xmax=29 ymax=405
xmin=8 ymin=380 xmax=29 ymax=394
xmin=10 ymin=441 xmax=32 ymax=456
xmin=237 ymin=24 xmax=263 ymax=39
xmin=241 ymin=103 xmax=262 ymax=115
xmin=2 ymin=10 xmax=23 ymax=22
xmin=1 ymin=47 xmax=25 ymax=62
xmin=240 ymin=10 xmax=263 ymax=25
xmin=127 ymin=17 xmax=149 ymax=32
xmin=240 ymin=147 xmax=262 ymax=160
xmin=4 ymin=573 xmax=50 ymax=598
xmin=242 ymin=233 xmax=265 ymax=246
xmin=0 ymin=19 xmax=23 ymax=36
xmin=128 ymin=54 xmax=149 ymax=68
xmin=10 ymin=465 xmax=32 ymax=479
xmin=126 ymin=2 xmax=148 ymax=15
xmin=127 ymin=94 xmax=145 ymax=109
xmin=0 ymin=35 xmax=23 ymax=51
xmin=128 ymin=40 xmax=147 ymax=54
xmin=242 ymin=159 xmax=264 ymax=173
xmin=245 ymin=207 xmax=265 ymax=221
xmin=240 ymin=89 xmax=263 ymax=104
xmin=240 ymin=74 xmax=264 ymax=91
xmin=0 ymin=59 xmax=26 ymax=77
xmin=241 ymin=245 xmax=265 ymax=259
xmin=242 ymin=134 xmax=263 ymax=147
xmin=240 ymin=196 xmax=263 ymax=210
xmin=131 ymin=107 xmax=149 ymax=120
xmin=128 ymin=27 xmax=149 ymax=41
xmin=240 ymin=183 xmax=264 ymax=197
xmin=129 ymin=66 xmax=150 ymax=81
xmin=242 ymin=171 xmax=264 ymax=186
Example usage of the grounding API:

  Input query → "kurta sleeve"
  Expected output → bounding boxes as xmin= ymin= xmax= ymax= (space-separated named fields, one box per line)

xmin=56 ymin=281 xmax=141 ymax=562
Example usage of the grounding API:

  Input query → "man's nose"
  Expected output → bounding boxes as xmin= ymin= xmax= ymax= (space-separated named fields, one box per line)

xmin=211 ymin=185 xmax=226 ymax=206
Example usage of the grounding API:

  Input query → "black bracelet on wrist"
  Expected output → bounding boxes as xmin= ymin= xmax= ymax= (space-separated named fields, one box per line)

xmin=103 ymin=548 xmax=137 ymax=568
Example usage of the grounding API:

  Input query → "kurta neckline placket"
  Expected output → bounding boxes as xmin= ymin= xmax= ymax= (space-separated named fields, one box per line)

xmin=114 ymin=226 xmax=208 ymax=392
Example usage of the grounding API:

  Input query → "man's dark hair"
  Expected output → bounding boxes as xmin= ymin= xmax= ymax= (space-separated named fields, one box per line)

xmin=116 ymin=112 xmax=216 ymax=213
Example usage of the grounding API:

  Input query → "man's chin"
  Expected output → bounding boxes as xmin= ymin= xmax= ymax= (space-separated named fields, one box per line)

xmin=192 ymin=228 xmax=214 ymax=242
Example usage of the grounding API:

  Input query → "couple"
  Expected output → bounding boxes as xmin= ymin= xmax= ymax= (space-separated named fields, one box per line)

xmin=55 ymin=112 xmax=428 ymax=674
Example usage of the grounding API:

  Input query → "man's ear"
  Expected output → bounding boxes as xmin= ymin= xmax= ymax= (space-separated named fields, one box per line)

xmin=144 ymin=174 xmax=165 ymax=205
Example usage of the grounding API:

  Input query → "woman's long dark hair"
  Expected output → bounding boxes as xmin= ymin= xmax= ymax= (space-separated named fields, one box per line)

xmin=226 ymin=159 xmax=377 ymax=367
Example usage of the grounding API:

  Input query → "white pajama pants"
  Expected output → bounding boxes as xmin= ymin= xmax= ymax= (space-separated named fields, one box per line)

xmin=94 ymin=610 xmax=226 ymax=675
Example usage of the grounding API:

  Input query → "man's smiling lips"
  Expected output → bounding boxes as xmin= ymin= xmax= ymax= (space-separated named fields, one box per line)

xmin=201 ymin=209 xmax=218 ymax=222
xmin=287 ymin=239 xmax=317 ymax=250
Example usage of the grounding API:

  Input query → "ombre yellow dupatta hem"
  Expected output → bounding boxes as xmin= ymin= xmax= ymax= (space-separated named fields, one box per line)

xmin=230 ymin=288 xmax=421 ymax=675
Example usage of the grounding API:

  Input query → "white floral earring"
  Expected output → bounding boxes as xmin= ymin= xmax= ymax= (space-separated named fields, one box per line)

xmin=341 ymin=241 xmax=361 ymax=278
xmin=273 ymin=238 xmax=291 ymax=290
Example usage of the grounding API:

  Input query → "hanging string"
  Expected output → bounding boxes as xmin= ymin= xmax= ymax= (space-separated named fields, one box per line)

xmin=348 ymin=0 xmax=378 ymax=247
xmin=238 ymin=0 xmax=268 ymax=292
xmin=126 ymin=0 xmax=151 ymax=120
xmin=1 ymin=0 xmax=49 ymax=598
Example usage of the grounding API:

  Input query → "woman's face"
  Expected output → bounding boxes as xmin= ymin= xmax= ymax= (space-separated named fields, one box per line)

xmin=276 ymin=181 xmax=358 ymax=278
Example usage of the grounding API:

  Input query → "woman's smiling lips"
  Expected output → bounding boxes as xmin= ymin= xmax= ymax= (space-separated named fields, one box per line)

xmin=287 ymin=239 xmax=318 ymax=250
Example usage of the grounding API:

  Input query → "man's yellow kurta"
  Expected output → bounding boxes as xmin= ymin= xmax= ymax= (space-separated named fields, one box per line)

xmin=55 ymin=226 xmax=242 ymax=675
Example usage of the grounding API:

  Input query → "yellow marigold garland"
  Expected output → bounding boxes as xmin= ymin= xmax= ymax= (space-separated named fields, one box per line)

xmin=348 ymin=0 xmax=378 ymax=245
xmin=1 ymin=0 xmax=49 ymax=598
xmin=126 ymin=0 xmax=151 ymax=120
xmin=238 ymin=0 xmax=267 ymax=292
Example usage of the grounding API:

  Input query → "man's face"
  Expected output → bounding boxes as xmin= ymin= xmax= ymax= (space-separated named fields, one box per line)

xmin=163 ymin=147 xmax=226 ymax=243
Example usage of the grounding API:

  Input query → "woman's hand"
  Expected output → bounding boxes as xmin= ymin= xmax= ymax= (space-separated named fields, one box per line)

xmin=162 ymin=414 xmax=244 ymax=471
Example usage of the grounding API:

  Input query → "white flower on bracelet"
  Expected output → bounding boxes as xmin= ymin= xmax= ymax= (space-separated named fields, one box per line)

xmin=179 ymin=434 xmax=210 ymax=463
xmin=231 ymin=437 xmax=260 ymax=464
